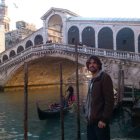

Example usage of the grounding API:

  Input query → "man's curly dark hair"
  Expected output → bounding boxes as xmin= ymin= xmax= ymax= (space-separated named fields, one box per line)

xmin=86 ymin=55 xmax=102 ymax=70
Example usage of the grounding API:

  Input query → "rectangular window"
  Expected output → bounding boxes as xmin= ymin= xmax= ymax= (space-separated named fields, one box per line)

xmin=123 ymin=40 xmax=127 ymax=45
xmin=72 ymin=38 xmax=75 ymax=43
xmin=8 ymin=23 xmax=9 ymax=30
xmin=5 ymin=23 xmax=6 ymax=29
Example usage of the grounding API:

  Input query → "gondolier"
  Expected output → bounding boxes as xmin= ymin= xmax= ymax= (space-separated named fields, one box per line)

xmin=85 ymin=55 xmax=114 ymax=140
xmin=65 ymin=84 xmax=74 ymax=101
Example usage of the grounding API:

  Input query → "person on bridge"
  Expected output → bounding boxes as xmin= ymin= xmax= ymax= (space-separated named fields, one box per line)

xmin=41 ymin=41 xmax=44 ymax=44
xmin=85 ymin=55 xmax=114 ymax=140
xmin=65 ymin=84 xmax=74 ymax=101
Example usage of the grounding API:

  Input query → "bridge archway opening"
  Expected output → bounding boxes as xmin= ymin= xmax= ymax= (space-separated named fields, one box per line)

xmin=9 ymin=50 xmax=16 ymax=58
xmin=3 ymin=55 xmax=8 ymax=62
xmin=5 ymin=57 xmax=83 ymax=87
xmin=98 ymin=27 xmax=113 ymax=49
xmin=116 ymin=28 xmax=135 ymax=52
xmin=34 ymin=35 xmax=43 ymax=45
xmin=17 ymin=46 xmax=24 ymax=54
xmin=0 ymin=59 xmax=1 ymax=63
xmin=26 ymin=40 xmax=33 ymax=49
xmin=68 ymin=26 xmax=79 ymax=45
xmin=82 ymin=26 xmax=95 ymax=47
xmin=48 ymin=14 xmax=62 ymax=43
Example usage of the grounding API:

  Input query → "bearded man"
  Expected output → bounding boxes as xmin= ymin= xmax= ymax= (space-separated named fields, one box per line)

xmin=85 ymin=55 xmax=114 ymax=140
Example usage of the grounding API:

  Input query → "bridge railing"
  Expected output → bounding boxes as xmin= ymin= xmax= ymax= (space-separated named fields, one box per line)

xmin=0 ymin=43 xmax=140 ymax=69
xmin=55 ymin=44 xmax=140 ymax=61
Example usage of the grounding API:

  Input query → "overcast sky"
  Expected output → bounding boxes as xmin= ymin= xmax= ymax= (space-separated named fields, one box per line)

xmin=6 ymin=0 xmax=140 ymax=31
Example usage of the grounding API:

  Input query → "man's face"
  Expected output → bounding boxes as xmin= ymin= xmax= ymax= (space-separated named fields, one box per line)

xmin=88 ymin=59 xmax=99 ymax=73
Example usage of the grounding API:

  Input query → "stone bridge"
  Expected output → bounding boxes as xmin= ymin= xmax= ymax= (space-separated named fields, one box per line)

xmin=0 ymin=43 xmax=140 ymax=89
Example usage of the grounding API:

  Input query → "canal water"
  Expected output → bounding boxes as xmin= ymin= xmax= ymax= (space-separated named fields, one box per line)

xmin=0 ymin=85 xmax=140 ymax=140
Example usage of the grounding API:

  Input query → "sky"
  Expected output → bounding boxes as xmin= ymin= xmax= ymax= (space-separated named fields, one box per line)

xmin=5 ymin=0 xmax=140 ymax=31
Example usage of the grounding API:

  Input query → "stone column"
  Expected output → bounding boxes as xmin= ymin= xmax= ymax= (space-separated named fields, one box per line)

xmin=43 ymin=20 xmax=47 ymax=44
xmin=62 ymin=19 xmax=67 ymax=44
xmin=95 ymin=30 xmax=98 ymax=48
xmin=113 ymin=32 xmax=116 ymax=50
xmin=135 ymin=33 xmax=138 ymax=53
xmin=79 ymin=29 xmax=82 ymax=43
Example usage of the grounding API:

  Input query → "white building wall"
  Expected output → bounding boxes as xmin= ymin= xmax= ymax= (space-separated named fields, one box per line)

xmin=0 ymin=25 xmax=5 ymax=53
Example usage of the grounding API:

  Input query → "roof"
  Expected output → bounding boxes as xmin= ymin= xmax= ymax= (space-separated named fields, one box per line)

xmin=67 ymin=17 xmax=140 ymax=22
xmin=41 ymin=7 xmax=80 ymax=20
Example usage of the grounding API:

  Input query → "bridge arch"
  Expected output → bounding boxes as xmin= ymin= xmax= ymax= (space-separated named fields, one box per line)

xmin=9 ymin=50 xmax=16 ymax=58
xmin=25 ymin=40 xmax=33 ymax=49
xmin=34 ymin=35 xmax=43 ymax=45
xmin=116 ymin=27 xmax=135 ymax=52
xmin=3 ymin=54 xmax=8 ymax=62
xmin=17 ymin=46 xmax=24 ymax=54
xmin=82 ymin=26 xmax=95 ymax=47
xmin=4 ymin=54 xmax=84 ymax=87
xmin=0 ymin=59 xmax=1 ymax=63
xmin=98 ymin=27 xmax=113 ymax=49
xmin=68 ymin=26 xmax=79 ymax=44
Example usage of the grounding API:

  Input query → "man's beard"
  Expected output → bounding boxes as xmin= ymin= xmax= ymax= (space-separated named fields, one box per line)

xmin=89 ymin=67 xmax=98 ymax=73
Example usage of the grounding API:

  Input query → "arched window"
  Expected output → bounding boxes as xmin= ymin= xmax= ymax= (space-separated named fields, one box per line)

xmin=82 ymin=27 xmax=95 ymax=47
xmin=98 ymin=27 xmax=113 ymax=49
xmin=25 ymin=40 xmax=33 ymax=49
xmin=3 ymin=55 xmax=8 ymax=62
xmin=34 ymin=35 xmax=43 ymax=45
xmin=16 ymin=38 xmax=19 ymax=43
xmin=17 ymin=46 xmax=24 ymax=54
xmin=9 ymin=50 xmax=16 ymax=58
xmin=9 ymin=40 xmax=12 ymax=46
xmin=116 ymin=28 xmax=134 ymax=52
xmin=68 ymin=26 xmax=79 ymax=44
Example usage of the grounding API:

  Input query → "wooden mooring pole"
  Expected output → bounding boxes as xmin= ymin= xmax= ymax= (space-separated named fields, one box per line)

xmin=75 ymin=42 xmax=81 ymax=139
xmin=117 ymin=69 xmax=121 ymax=106
xmin=121 ymin=70 xmax=124 ymax=102
xmin=24 ymin=62 xmax=28 ymax=140
xmin=59 ymin=63 xmax=64 ymax=140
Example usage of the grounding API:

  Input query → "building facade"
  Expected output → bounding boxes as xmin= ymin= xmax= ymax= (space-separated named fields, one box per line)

xmin=5 ymin=21 xmax=37 ymax=49
xmin=1 ymin=6 xmax=140 ymax=53
xmin=39 ymin=7 xmax=140 ymax=53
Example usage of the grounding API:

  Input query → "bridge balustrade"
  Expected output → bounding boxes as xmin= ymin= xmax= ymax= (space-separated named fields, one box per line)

xmin=1 ymin=43 xmax=140 ymax=70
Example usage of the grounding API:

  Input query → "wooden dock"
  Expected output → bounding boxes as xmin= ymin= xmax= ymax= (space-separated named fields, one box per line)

xmin=116 ymin=69 xmax=140 ymax=126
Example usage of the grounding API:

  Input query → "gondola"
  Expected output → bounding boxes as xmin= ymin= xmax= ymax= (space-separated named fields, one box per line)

xmin=36 ymin=99 xmax=75 ymax=120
